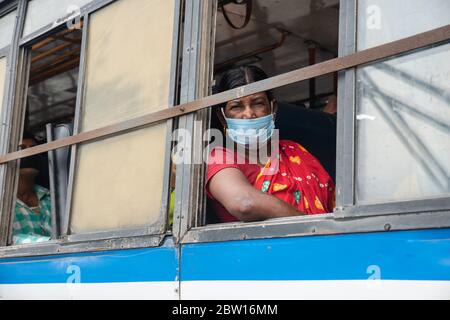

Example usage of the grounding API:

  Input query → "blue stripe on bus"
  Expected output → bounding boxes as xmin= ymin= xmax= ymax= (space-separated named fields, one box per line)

xmin=0 ymin=246 xmax=178 ymax=284
xmin=181 ymin=228 xmax=450 ymax=281
xmin=1 ymin=229 xmax=450 ymax=284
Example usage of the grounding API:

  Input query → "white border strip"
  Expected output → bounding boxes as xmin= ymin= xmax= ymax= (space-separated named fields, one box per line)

xmin=2 ymin=280 xmax=449 ymax=300
xmin=181 ymin=280 xmax=450 ymax=300
xmin=0 ymin=281 xmax=178 ymax=300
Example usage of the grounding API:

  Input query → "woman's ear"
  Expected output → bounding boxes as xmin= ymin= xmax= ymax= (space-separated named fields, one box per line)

xmin=272 ymin=100 xmax=279 ymax=120
xmin=272 ymin=100 xmax=278 ymax=113
xmin=215 ymin=108 xmax=227 ymax=129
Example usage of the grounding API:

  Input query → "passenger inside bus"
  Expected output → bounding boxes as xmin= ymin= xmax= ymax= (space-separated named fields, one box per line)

xmin=12 ymin=132 xmax=52 ymax=245
xmin=206 ymin=66 xmax=335 ymax=223
xmin=203 ymin=1 xmax=339 ymax=224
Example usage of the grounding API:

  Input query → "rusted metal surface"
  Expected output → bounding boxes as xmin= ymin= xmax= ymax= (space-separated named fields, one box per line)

xmin=0 ymin=24 xmax=449 ymax=165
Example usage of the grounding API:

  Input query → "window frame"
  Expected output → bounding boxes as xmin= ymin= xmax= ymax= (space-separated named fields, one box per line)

xmin=0 ymin=0 xmax=22 ymax=249
xmin=172 ymin=0 xmax=217 ymax=243
xmin=19 ymin=0 xmax=107 ymax=46
xmin=0 ymin=0 xmax=449 ymax=256
xmin=0 ymin=0 xmax=183 ymax=257
xmin=64 ymin=0 xmax=181 ymax=243
xmin=335 ymin=0 xmax=450 ymax=219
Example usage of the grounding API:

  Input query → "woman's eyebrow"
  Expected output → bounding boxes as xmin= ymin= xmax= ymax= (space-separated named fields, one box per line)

xmin=251 ymin=96 xmax=266 ymax=102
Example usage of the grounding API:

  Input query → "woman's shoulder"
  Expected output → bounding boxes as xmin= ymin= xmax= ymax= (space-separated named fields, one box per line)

xmin=279 ymin=139 xmax=309 ymax=151
xmin=208 ymin=146 xmax=238 ymax=165
xmin=280 ymin=139 xmax=298 ymax=146
xmin=209 ymin=146 xmax=233 ymax=157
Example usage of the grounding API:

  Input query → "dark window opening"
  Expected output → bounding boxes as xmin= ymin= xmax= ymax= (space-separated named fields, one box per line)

xmin=206 ymin=0 xmax=340 ymax=225
xmin=10 ymin=25 xmax=83 ymax=245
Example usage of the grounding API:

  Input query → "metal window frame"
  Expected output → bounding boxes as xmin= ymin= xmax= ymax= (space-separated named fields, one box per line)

xmin=19 ymin=0 xmax=113 ymax=46
xmin=5 ymin=42 xmax=31 ymax=246
xmin=61 ymin=11 xmax=90 ymax=238
xmin=64 ymin=0 xmax=182 ymax=243
xmin=0 ymin=0 xmax=26 ymax=247
xmin=0 ymin=0 xmax=183 ymax=257
xmin=335 ymin=0 xmax=450 ymax=219
xmin=336 ymin=0 xmax=356 ymax=209
xmin=182 ymin=210 xmax=450 ymax=244
xmin=0 ymin=234 xmax=165 ymax=258
xmin=178 ymin=0 xmax=450 ymax=245
xmin=0 ymin=1 xmax=449 ymax=252
xmin=172 ymin=0 xmax=217 ymax=243
xmin=172 ymin=0 xmax=201 ymax=243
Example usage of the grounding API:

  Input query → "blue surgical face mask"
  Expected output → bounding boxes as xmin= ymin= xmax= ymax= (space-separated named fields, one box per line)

xmin=222 ymin=109 xmax=275 ymax=147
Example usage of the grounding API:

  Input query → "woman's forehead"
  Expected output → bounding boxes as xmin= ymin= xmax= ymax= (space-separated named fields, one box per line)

xmin=227 ymin=92 xmax=268 ymax=104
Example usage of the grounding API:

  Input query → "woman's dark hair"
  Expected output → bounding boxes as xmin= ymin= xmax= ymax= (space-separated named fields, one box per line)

xmin=22 ymin=130 xmax=37 ymax=142
xmin=215 ymin=65 xmax=274 ymax=102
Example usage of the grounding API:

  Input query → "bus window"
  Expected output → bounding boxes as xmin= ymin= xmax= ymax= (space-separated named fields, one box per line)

xmin=11 ymin=26 xmax=82 ymax=245
xmin=22 ymin=0 xmax=92 ymax=37
xmin=69 ymin=0 xmax=176 ymax=235
xmin=0 ymin=8 xmax=16 ymax=49
xmin=357 ymin=0 xmax=450 ymax=50
xmin=355 ymin=0 xmax=450 ymax=204
xmin=205 ymin=0 xmax=340 ymax=224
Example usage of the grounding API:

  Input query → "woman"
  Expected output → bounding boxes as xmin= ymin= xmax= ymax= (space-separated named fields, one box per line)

xmin=206 ymin=66 xmax=335 ymax=223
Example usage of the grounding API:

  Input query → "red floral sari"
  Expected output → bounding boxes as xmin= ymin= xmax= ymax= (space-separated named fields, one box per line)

xmin=253 ymin=140 xmax=335 ymax=214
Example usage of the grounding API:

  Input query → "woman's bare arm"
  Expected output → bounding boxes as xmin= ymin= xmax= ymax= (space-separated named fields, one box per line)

xmin=208 ymin=167 xmax=304 ymax=222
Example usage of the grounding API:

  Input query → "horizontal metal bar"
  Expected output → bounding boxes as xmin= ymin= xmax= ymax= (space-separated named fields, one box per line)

xmin=0 ymin=234 xmax=166 ymax=259
xmin=65 ymin=223 xmax=165 ymax=243
xmin=1 ymin=24 xmax=450 ymax=165
xmin=337 ymin=197 xmax=450 ymax=218
xmin=20 ymin=19 xmax=79 ymax=47
xmin=182 ymin=210 xmax=450 ymax=244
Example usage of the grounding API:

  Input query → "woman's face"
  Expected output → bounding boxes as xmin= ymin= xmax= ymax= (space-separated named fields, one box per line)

xmin=223 ymin=92 xmax=272 ymax=119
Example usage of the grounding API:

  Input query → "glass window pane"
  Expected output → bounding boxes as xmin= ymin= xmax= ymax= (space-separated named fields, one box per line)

xmin=355 ymin=43 xmax=450 ymax=204
xmin=0 ymin=10 xmax=16 ymax=49
xmin=70 ymin=0 xmax=176 ymax=234
xmin=358 ymin=0 xmax=450 ymax=50
xmin=22 ymin=0 xmax=92 ymax=37
xmin=0 ymin=57 xmax=7 ymax=113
